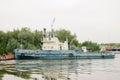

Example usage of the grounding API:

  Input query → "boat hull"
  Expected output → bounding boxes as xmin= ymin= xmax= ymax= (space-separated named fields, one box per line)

xmin=14 ymin=49 xmax=115 ymax=60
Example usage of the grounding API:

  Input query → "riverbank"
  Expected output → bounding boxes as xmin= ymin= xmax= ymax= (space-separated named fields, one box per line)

xmin=0 ymin=53 xmax=14 ymax=60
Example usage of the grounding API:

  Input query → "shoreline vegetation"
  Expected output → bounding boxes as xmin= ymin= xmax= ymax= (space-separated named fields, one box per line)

xmin=0 ymin=27 xmax=119 ymax=56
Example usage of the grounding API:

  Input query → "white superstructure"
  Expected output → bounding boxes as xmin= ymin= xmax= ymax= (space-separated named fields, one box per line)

xmin=42 ymin=28 xmax=68 ymax=50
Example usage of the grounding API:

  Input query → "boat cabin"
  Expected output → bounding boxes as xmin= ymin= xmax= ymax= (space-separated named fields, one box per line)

xmin=42 ymin=28 xmax=68 ymax=50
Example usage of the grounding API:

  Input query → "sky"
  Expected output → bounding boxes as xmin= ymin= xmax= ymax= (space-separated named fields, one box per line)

xmin=0 ymin=0 xmax=120 ymax=43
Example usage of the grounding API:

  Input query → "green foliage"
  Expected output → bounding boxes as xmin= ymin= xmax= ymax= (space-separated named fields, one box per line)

xmin=0 ymin=45 xmax=6 ymax=54
xmin=0 ymin=27 xmax=101 ymax=54
xmin=6 ymin=39 xmax=18 ymax=52
xmin=55 ymin=29 xmax=71 ymax=42
xmin=0 ymin=27 xmax=44 ymax=54
xmin=82 ymin=41 xmax=100 ymax=52
xmin=72 ymin=39 xmax=81 ymax=48
xmin=33 ymin=30 xmax=42 ymax=49
xmin=102 ymin=43 xmax=120 ymax=47
xmin=18 ymin=28 xmax=34 ymax=44
xmin=0 ymin=31 xmax=7 ymax=54
xmin=55 ymin=29 xmax=81 ymax=49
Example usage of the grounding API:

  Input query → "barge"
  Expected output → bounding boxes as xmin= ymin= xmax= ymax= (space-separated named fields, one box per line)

xmin=14 ymin=28 xmax=115 ymax=60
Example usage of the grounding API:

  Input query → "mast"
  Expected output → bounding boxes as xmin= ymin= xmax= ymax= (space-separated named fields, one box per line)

xmin=51 ymin=17 xmax=55 ymax=37
xmin=43 ymin=28 xmax=47 ymax=38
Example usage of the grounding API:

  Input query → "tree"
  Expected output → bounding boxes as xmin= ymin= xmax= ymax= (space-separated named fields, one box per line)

xmin=6 ymin=39 xmax=18 ymax=53
xmin=55 ymin=29 xmax=81 ymax=49
xmin=0 ymin=27 xmax=101 ymax=54
xmin=33 ymin=30 xmax=42 ymax=49
xmin=82 ymin=41 xmax=100 ymax=52
xmin=0 ymin=31 xmax=7 ymax=54
xmin=17 ymin=27 xmax=35 ymax=49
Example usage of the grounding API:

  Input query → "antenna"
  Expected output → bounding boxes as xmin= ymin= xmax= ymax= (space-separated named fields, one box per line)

xmin=51 ymin=17 xmax=55 ymax=28
xmin=51 ymin=17 xmax=55 ymax=37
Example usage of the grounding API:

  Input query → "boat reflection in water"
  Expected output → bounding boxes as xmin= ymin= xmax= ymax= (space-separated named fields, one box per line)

xmin=0 ymin=59 xmax=93 ymax=80
xmin=0 ymin=54 xmax=120 ymax=80
xmin=0 ymin=62 xmax=31 ymax=80
xmin=15 ymin=60 xmax=85 ymax=80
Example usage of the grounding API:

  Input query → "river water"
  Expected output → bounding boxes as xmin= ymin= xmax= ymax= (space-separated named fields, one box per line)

xmin=0 ymin=54 xmax=120 ymax=80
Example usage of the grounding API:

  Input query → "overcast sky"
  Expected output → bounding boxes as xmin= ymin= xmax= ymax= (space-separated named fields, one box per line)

xmin=0 ymin=0 xmax=120 ymax=43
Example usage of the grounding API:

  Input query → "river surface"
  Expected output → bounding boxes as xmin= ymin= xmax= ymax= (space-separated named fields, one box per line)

xmin=0 ymin=54 xmax=120 ymax=80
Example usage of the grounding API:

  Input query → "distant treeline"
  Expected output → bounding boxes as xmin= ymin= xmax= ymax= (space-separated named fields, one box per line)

xmin=101 ymin=43 xmax=120 ymax=48
xmin=0 ymin=27 xmax=100 ymax=54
